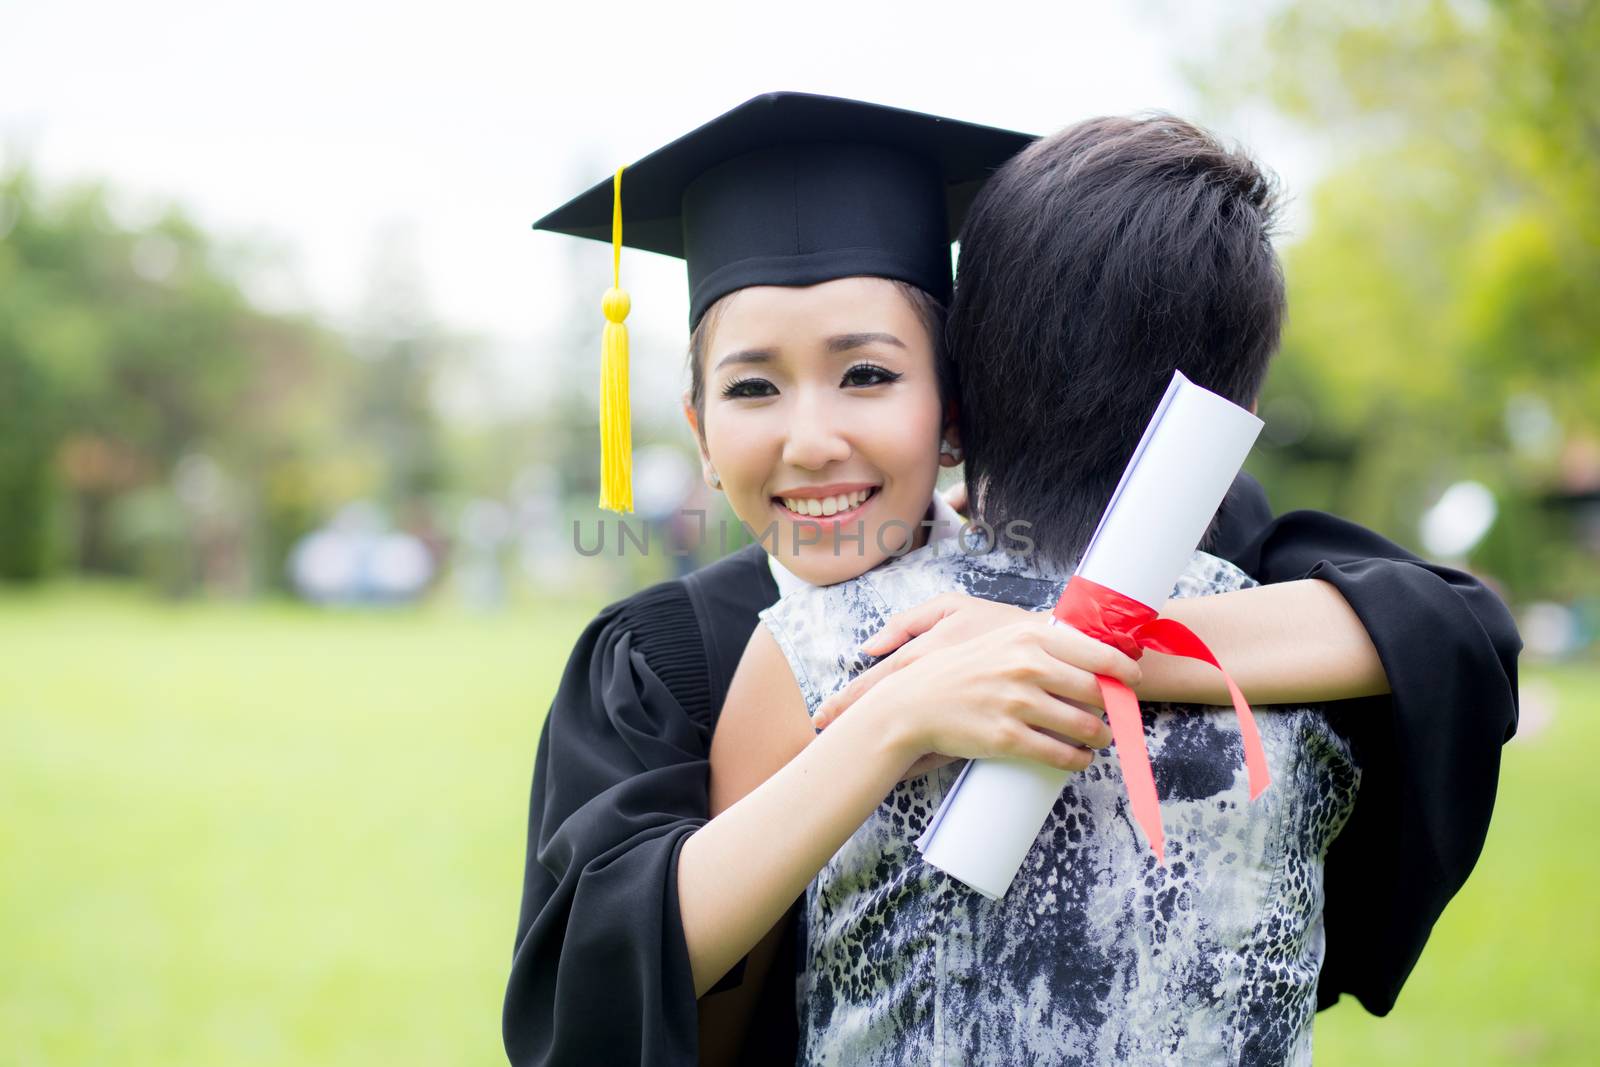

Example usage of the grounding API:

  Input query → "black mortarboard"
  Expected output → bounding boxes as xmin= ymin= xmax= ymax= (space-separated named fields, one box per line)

xmin=536 ymin=91 xmax=1035 ymax=326
xmin=535 ymin=92 xmax=1035 ymax=511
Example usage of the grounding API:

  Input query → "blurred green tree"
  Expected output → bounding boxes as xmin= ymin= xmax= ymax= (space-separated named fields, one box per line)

xmin=350 ymin=227 xmax=454 ymax=511
xmin=1198 ymin=0 xmax=1600 ymax=598
xmin=0 ymin=168 xmax=359 ymax=590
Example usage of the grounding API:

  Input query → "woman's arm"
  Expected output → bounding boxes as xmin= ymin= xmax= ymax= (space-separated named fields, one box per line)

xmin=816 ymin=578 xmax=1386 ymax=730
xmin=706 ymin=633 xmax=817 ymax=818
xmin=679 ymin=620 xmax=1133 ymax=996
xmin=682 ymin=628 xmax=909 ymax=997
xmin=1142 ymin=579 xmax=1387 ymax=704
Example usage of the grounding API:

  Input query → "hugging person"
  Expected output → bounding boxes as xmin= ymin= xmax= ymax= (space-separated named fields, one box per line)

xmin=709 ymin=114 xmax=1360 ymax=1064
xmin=504 ymin=94 xmax=1519 ymax=1067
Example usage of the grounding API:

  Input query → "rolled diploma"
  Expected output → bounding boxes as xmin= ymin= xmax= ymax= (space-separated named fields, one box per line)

xmin=915 ymin=371 xmax=1264 ymax=900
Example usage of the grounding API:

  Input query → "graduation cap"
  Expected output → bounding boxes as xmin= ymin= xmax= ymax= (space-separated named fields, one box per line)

xmin=534 ymin=92 xmax=1035 ymax=512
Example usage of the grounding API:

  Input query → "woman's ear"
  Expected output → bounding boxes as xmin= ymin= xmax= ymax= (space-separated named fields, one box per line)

xmin=681 ymin=392 xmax=704 ymax=450
xmin=681 ymin=393 xmax=720 ymax=490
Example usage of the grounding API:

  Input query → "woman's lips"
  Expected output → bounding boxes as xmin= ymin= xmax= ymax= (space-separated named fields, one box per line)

xmin=772 ymin=486 xmax=878 ymax=526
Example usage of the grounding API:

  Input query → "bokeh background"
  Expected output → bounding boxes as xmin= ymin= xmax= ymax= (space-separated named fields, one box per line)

xmin=2 ymin=1 xmax=1596 ymax=1064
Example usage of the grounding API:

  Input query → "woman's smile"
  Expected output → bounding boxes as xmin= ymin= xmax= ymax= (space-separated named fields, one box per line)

xmin=773 ymin=484 xmax=880 ymax=524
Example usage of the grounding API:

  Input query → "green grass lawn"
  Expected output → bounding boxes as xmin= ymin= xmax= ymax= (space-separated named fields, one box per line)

xmin=1 ymin=585 xmax=1595 ymax=1065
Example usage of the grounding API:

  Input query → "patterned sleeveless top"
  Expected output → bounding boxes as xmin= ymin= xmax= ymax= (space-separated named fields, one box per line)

xmin=761 ymin=542 xmax=1360 ymax=1066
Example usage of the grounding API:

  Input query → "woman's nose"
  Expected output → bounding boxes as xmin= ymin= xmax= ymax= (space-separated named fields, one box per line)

xmin=781 ymin=393 xmax=853 ymax=470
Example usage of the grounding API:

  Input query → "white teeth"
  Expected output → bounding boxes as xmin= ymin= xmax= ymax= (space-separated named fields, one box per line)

xmin=780 ymin=489 xmax=874 ymax=516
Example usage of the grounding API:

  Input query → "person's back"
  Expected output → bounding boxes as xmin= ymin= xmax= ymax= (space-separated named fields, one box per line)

xmin=762 ymin=539 xmax=1358 ymax=1064
xmin=760 ymin=115 xmax=1355 ymax=1064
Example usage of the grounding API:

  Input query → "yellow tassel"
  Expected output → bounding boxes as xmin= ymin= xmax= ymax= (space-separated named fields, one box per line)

xmin=599 ymin=166 xmax=633 ymax=513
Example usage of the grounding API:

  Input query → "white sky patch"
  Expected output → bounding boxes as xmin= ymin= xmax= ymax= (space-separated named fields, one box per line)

xmin=3 ymin=0 xmax=1321 ymax=422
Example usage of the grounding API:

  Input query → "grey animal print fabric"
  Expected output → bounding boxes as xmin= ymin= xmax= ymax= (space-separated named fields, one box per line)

xmin=761 ymin=543 xmax=1360 ymax=1066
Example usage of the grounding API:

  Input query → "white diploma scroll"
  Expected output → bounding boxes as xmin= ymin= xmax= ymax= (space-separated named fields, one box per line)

xmin=914 ymin=371 xmax=1264 ymax=900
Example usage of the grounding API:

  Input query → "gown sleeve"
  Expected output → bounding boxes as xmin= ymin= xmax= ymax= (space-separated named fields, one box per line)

xmin=501 ymin=585 xmax=714 ymax=1067
xmin=1215 ymin=484 xmax=1521 ymax=1016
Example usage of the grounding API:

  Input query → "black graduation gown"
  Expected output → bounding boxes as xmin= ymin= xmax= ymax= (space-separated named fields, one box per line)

xmin=502 ymin=474 xmax=1519 ymax=1065
xmin=501 ymin=544 xmax=784 ymax=1067
xmin=1213 ymin=483 xmax=1521 ymax=1016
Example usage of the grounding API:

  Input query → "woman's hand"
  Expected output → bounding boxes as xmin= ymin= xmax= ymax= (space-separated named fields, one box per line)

xmin=815 ymin=592 xmax=1140 ymax=731
xmin=681 ymin=614 xmax=1136 ymax=998
xmin=844 ymin=613 xmax=1139 ymax=778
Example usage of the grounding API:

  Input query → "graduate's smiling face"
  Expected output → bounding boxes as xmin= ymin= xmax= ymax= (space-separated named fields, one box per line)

xmin=684 ymin=276 xmax=949 ymax=586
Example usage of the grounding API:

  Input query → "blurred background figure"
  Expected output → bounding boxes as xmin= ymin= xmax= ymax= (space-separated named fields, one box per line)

xmin=287 ymin=500 xmax=435 ymax=606
xmin=454 ymin=497 xmax=511 ymax=611
xmin=633 ymin=444 xmax=699 ymax=578
xmin=512 ymin=463 xmax=571 ymax=591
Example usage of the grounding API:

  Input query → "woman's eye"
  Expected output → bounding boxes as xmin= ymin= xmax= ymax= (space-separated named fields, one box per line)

xmin=720 ymin=377 xmax=777 ymax=400
xmin=841 ymin=363 xmax=903 ymax=388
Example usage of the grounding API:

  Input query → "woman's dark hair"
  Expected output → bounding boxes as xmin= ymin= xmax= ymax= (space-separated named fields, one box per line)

xmin=947 ymin=114 xmax=1284 ymax=566
xmin=686 ymin=279 xmax=949 ymax=424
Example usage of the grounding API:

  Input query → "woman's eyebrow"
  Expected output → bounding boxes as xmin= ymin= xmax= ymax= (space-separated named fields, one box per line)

xmin=827 ymin=332 xmax=906 ymax=353
xmin=713 ymin=348 xmax=777 ymax=372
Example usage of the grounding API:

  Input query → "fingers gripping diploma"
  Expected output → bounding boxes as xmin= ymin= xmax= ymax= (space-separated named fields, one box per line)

xmin=815 ymin=593 xmax=1142 ymax=776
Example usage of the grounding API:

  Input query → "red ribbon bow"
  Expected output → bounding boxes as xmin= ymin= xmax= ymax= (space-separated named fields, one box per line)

xmin=1052 ymin=575 xmax=1271 ymax=863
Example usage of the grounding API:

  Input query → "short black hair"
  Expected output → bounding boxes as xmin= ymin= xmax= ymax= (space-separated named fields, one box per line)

xmin=947 ymin=114 xmax=1284 ymax=566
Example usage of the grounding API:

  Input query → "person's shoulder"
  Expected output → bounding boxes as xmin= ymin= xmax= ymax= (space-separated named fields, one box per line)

xmin=574 ymin=545 xmax=776 ymax=723
xmin=683 ymin=540 xmax=775 ymax=591
xmin=862 ymin=540 xmax=983 ymax=607
xmin=585 ymin=568 xmax=693 ymax=640
xmin=760 ymin=544 xmax=928 ymax=636
xmin=873 ymin=542 xmax=1065 ymax=614
xmin=1173 ymin=550 xmax=1259 ymax=599
xmin=760 ymin=571 xmax=872 ymax=638
xmin=677 ymin=542 xmax=779 ymax=623
xmin=758 ymin=561 xmax=901 ymax=713
xmin=596 ymin=543 xmax=773 ymax=631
